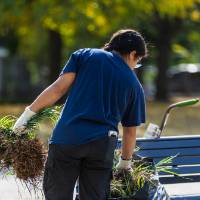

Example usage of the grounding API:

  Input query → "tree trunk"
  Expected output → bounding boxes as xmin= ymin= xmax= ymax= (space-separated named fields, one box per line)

xmin=48 ymin=29 xmax=62 ymax=84
xmin=155 ymin=18 xmax=172 ymax=101
xmin=154 ymin=15 xmax=182 ymax=101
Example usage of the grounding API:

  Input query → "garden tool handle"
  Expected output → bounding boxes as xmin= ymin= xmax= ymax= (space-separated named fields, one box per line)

xmin=159 ymin=98 xmax=199 ymax=136
xmin=171 ymin=98 xmax=199 ymax=108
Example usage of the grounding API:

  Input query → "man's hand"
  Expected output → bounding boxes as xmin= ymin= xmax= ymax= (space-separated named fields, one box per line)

xmin=114 ymin=157 xmax=133 ymax=180
xmin=116 ymin=156 xmax=132 ymax=171
xmin=115 ymin=126 xmax=136 ymax=172
xmin=13 ymin=106 xmax=36 ymax=134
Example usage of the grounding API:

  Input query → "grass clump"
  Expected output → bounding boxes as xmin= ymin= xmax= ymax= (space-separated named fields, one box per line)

xmin=110 ymin=150 xmax=178 ymax=199
xmin=0 ymin=106 xmax=61 ymax=191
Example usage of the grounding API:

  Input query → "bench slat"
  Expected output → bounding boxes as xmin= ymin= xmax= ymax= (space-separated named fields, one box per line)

xmin=137 ymin=139 xmax=200 ymax=150
xmin=154 ymin=156 xmax=200 ymax=166
xmin=160 ymin=175 xmax=200 ymax=184
xmin=158 ymin=165 xmax=200 ymax=175
xmin=117 ymin=136 xmax=200 ymax=150
xmin=136 ymin=147 xmax=200 ymax=158
xmin=137 ymin=135 xmax=200 ymax=141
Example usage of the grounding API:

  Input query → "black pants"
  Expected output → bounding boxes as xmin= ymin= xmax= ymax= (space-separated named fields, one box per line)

xmin=43 ymin=135 xmax=118 ymax=200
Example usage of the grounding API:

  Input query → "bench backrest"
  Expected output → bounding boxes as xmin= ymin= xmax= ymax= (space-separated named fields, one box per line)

xmin=117 ymin=135 xmax=200 ymax=184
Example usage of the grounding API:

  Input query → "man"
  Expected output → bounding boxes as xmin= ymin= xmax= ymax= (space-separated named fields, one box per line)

xmin=13 ymin=29 xmax=147 ymax=200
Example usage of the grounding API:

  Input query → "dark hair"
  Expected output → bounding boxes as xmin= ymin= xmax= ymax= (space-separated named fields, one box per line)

xmin=103 ymin=29 xmax=147 ymax=57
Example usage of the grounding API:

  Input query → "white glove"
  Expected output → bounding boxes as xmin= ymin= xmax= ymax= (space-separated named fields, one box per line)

xmin=13 ymin=106 xmax=36 ymax=134
xmin=116 ymin=157 xmax=132 ymax=170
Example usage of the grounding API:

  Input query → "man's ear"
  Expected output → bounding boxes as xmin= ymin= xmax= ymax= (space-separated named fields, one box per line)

xmin=130 ymin=50 xmax=137 ymax=61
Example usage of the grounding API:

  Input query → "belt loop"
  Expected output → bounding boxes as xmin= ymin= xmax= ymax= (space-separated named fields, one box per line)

xmin=108 ymin=130 xmax=118 ymax=137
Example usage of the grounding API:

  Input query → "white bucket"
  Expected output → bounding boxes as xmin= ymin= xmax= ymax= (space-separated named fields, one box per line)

xmin=144 ymin=123 xmax=161 ymax=139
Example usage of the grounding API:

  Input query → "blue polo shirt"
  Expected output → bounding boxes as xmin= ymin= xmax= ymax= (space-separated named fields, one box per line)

xmin=50 ymin=48 xmax=146 ymax=145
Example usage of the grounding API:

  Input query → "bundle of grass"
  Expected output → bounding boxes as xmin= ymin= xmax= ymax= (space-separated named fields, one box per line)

xmin=0 ymin=106 xmax=61 ymax=189
xmin=0 ymin=116 xmax=16 ymax=169
xmin=109 ymin=151 xmax=177 ymax=199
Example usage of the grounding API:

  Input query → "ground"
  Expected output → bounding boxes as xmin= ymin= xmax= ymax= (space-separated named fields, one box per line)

xmin=0 ymin=97 xmax=200 ymax=199
xmin=0 ymin=174 xmax=43 ymax=200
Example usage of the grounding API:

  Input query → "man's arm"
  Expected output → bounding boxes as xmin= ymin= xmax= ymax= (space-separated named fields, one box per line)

xmin=29 ymin=72 xmax=76 ymax=112
xmin=116 ymin=126 xmax=136 ymax=170
xmin=121 ymin=126 xmax=136 ymax=159
xmin=13 ymin=72 xmax=76 ymax=132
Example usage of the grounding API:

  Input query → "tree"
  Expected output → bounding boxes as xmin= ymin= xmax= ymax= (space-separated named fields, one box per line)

xmin=129 ymin=0 xmax=200 ymax=101
xmin=72 ymin=0 xmax=200 ymax=100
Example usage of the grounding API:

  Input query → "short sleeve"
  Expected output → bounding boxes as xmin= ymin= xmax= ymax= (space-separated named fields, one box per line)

xmin=121 ymin=86 xmax=146 ymax=127
xmin=59 ymin=49 xmax=83 ymax=76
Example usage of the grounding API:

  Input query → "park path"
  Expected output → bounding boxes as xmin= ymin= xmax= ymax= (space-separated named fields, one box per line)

xmin=0 ymin=174 xmax=43 ymax=200
xmin=0 ymin=174 xmax=77 ymax=200
xmin=2 ymin=174 xmax=200 ymax=199
xmin=164 ymin=182 xmax=200 ymax=199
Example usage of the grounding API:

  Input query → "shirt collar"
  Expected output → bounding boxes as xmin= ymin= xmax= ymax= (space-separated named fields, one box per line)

xmin=111 ymin=51 xmax=134 ymax=73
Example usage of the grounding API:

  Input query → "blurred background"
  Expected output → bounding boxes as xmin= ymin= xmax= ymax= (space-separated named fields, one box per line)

xmin=0 ymin=0 xmax=200 ymax=142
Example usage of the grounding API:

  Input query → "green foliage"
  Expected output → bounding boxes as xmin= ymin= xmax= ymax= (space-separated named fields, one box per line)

xmin=26 ymin=106 xmax=61 ymax=132
xmin=0 ymin=0 xmax=200 ymax=101
xmin=0 ymin=116 xmax=16 ymax=130
xmin=0 ymin=106 xmax=61 ymax=144
xmin=1 ymin=0 xmax=199 ymax=56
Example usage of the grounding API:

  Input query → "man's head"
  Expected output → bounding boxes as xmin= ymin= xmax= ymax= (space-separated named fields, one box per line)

xmin=103 ymin=29 xmax=148 ymax=69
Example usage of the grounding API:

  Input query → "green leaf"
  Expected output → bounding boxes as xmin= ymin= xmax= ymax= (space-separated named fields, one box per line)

xmin=0 ymin=115 xmax=16 ymax=129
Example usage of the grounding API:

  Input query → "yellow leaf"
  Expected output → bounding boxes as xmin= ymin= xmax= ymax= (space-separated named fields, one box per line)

xmin=95 ymin=15 xmax=107 ymax=27
xmin=191 ymin=10 xmax=200 ymax=21
xmin=43 ymin=17 xmax=57 ymax=30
